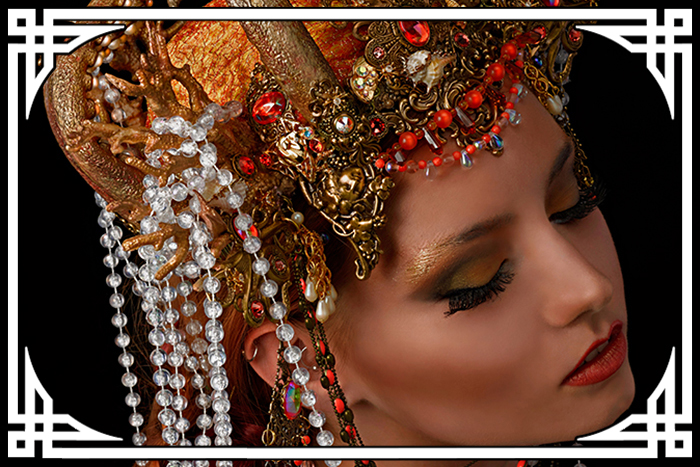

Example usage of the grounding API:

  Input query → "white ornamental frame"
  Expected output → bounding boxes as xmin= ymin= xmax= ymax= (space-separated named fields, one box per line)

xmin=7 ymin=6 xmax=692 ymax=462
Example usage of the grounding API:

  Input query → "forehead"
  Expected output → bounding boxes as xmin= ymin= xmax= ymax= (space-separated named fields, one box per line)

xmin=377 ymin=90 xmax=568 ymax=276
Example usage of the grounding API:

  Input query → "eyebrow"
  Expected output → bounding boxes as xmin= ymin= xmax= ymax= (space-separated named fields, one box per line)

xmin=402 ymin=139 xmax=574 ymax=285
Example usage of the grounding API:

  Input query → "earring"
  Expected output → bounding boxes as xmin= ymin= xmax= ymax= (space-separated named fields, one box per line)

xmin=242 ymin=345 xmax=258 ymax=363
xmin=262 ymin=343 xmax=312 ymax=447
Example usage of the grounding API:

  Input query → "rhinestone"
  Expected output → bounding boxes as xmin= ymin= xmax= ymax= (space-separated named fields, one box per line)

xmin=269 ymin=302 xmax=287 ymax=320
xmin=301 ymin=389 xmax=317 ymax=408
xmin=252 ymin=257 xmax=270 ymax=275
xmin=250 ymin=300 xmax=265 ymax=319
xmin=283 ymin=381 xmax=302 ymax=419
xmin=292 ymin=367 xmax=310 ymax=385
xmin=333 ymin=114 xmax=355 ymax=134
xmin=399 ymin=21 xmax=430 ymax=47
xmin=260 ymin=280 xmax=278 ymax=298
xmin=283 ymin=345 xmax=302 ymax=364
xmin=372 ymin=46 xmax=385 ymax=60
xmin=125 ymin=392 xmax=141 ymax=408
xmin=252 ymin=91 xmax=286 ymax=125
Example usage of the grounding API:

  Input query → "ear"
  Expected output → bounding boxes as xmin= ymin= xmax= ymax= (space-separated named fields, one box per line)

xmin=243 ymin=319 xmax=317 ymax=389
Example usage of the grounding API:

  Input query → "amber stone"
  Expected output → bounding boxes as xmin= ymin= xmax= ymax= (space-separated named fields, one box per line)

xmin=454 ymin=32 xmax=470 ymax=48
xmin=283 ymin=382 xmax=302 ymax=419
xmin=399 ymin=21 xmax=430 ymax=47
xmin=238 ymin=155 xmax=255 ymax=175
xmin=252 ymin=91 xmax=286 ymax=125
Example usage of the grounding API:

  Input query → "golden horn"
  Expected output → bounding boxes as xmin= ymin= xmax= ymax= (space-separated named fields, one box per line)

xmin=226 ymin=0 xmax=340 ymax=122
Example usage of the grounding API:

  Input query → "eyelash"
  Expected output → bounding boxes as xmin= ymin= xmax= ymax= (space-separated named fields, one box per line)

xmin=549 ymin=179 xmax=608 ymax=224
xmin=443 ymin=179 xmax=607 ymax=316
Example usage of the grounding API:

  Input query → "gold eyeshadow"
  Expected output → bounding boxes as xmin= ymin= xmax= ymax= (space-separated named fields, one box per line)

xmin=439 ymin=256 xmax=504 ymax=294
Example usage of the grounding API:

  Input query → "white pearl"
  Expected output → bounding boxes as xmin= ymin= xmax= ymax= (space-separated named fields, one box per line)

xmin=316 ymin=299 xmax=330 ymax=323
xmin=304 ymin=278 xmax=318 ymax=302
xmin=291 ymin=211 xmax=305 ymax=225
xmin=329 ymin=284 xmax=338 ymax=301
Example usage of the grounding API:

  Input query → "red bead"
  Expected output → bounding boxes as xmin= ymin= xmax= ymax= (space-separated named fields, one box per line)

xmin=345 ymin=425 xmax=356 ymax=438
xmin=362 ymin=462 xmax=370 ymax=466
xmin=398 ymin=21 xmax=431 ymax=47
xmin=392 ymin=142 xmax=402 ymax=151
xmin=432 ymin=156 xmax=442 ymax=167
xmin=334 ymin=398 xmax=345 ymax=414
xmin=452 ymin=150 xmax=461 ymax=161
xmin=466 ymin=144 xmax=476 ymax=155
xmin=505 ymin=102 xmax=514 ymax=110
xmin=487 ymin=63 xmax=505 ymax=82
xmin=399 ymin=132 xmax=418 ymax=151
xmin=319 ymin=340 xmax=326 ymax=355
xmin=492 ymin=125 xmax=501 ymax=134
xmin=326 ymin=370 xmax=335 ymax=386
xmin=238 ymin=155 xmax=255 ymax=175
xmin=294 ymin=461 xmax=303 ymax=466
xmin=482 ymin=134 xmax=491 ymax=143
xmin=465 ymin=90 xmax=483 ymax=109
xmin=301 ymin=436 xmax=311 ymax=446
xmin=433 ymin=109 xmax=453 ymax=128
xmin=415 ymin=129 xmax=425 ymax=139
xmin=252 ymin=91 xmax=286 ymax=125
xmin=568 ymin=28 xmax=582 ymax=43
xmin=398 ymin=163 xmax=407 ymax=172
xmin=515 ymin=60 xmax=524 ymax=69
xmin=544 ymin=0 xmax=560 ymax=6
xmin=501 ymin=42 xmax=518 ymax=60
xmin=426 ymin=120 xmax=437 ymax=131
xmin=501 ymin=112 xmax=511 ymax=119
xmin=418 ymin=160 xmax=427 ymax=169
xmin=509 ymin=87 xmax=519 ymax=95
xmin=375 ymin=158 xmax=386 ymax=169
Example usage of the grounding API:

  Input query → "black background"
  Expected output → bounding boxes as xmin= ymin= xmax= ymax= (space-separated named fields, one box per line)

xmin=10 ymin=1 xmax=692 ymax=466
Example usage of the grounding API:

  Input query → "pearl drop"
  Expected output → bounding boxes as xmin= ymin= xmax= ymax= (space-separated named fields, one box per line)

xmin=304 ymin=278 xmax=318 ymax=302
xmin=323 ymin=295 xmax=336 ymax=315
xmin=291 ymin=211 xmax=305 ymax=224
xmin=546 ymin=95 xmax=563 ymax=115
xmin=329 ymin=284 xmax=338 ymax=301
xmin=316 ymin=299 xmax=331 ymax=323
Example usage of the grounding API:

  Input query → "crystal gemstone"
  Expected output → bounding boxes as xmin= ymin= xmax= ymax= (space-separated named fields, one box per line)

xmin=283 ymin=382 xmax=302 ymax=420
xmin=334 ymin=114 xmax=355 ymax=135
xmin=250 ymin=300 xmax=265 ymax=319
xmin=252 ymin=91 xmax=286 ymax=125
xmin=399 ymin=21 xmax=431 ymax=47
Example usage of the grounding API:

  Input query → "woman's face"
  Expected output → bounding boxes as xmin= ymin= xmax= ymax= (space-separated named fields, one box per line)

xmin=323 ymin=89 xmax=635 ymax=446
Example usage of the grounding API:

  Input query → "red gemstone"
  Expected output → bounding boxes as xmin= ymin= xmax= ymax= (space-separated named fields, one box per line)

xmin=544 ymin=0 xmax=560 ymax=5
xmin=251 ymin=300 xmax=265 ymax=319
xmin=307 ymin=139 xmax=324 ymax=154
xmin=369 ymin=117 xmax=386 ymax=136
xmin=372 ymin=46 xmax=385 ymax=60
xmin=569 ymin=28 xmax=582 ymax=43
xmin=238 ymin=155 xmax=255 ymax=175
xmin=454 ymin=32 xmax=470 ymax=48
xmin=252 ymin=91 xmax=286 ymax=125
xmin=275 ymin=259 xmax=286 ymax=272
xmin=399 ymin=21 xmax=430 ymax=47
xmin=259 ymin=152 xmax=273 ymax=167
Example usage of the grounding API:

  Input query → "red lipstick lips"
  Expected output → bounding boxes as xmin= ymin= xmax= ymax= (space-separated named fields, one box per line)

xmin=562 ymin=320 xmax=627 ymax=386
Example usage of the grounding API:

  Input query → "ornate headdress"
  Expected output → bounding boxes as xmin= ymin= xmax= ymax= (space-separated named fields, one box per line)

xmin=43 ymin=0 xmax=596 ymax=465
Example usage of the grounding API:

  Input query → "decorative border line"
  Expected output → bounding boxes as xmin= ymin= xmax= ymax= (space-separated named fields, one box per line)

xmin=7 ymin=7 xmax=692 ymax=460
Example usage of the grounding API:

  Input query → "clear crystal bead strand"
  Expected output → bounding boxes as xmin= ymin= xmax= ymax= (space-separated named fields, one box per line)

xmin=157 ymin=281 xmax=193 ymax=445
xmin=238 ymin=209 xmax=334 ymax=447
xmin=95 ymin=192 xmax=148 ymax=447
xmin=175 ymin=274 xmax=215 ymax=447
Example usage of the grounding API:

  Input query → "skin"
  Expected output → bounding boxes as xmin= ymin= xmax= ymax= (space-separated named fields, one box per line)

xmin=245 ymin=88 xmax=635 ymax=466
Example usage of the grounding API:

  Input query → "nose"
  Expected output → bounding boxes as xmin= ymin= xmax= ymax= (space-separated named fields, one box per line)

xmin=526 ymin=222 xmax=615 ymax=328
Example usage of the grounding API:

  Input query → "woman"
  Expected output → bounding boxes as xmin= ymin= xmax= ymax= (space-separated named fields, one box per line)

xmin=32 ymin=0 xmax=681 ymax=466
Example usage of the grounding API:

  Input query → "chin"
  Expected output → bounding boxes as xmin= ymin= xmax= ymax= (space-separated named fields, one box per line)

xmin=575 ymin=361 xmax=636 ymax=441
